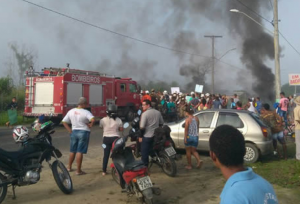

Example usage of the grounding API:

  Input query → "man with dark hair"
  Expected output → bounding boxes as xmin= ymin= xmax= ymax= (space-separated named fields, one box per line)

xmin=261 ymin=103 xmax=287 ymax=159
xmin=256 ymin=96 xmax=262 ymax=114
xmin=279 ymin=91 xmax=289 ymax=127
xmin=209 ymin=125 xmax=278 ymax=203
xmin=233 ymin=93 xmax=239 ymax=103
xmin=189 ymin=94 xmax=199 ymax=112
xmin=140 ymin=99 xmax=164 ymax=166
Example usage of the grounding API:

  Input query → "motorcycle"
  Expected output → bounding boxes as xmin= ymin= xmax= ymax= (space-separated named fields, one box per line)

xmin=110 ymin=123 xmax=160 ymax=204
xmin=129 ymin=110 xmax=179 ymax=177
xmin=0 ymin=120 xmax=73 ymax=203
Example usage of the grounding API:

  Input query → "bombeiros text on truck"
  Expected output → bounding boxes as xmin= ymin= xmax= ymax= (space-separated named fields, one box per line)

xmin=23 ymin=64 xmax=141 ymax=122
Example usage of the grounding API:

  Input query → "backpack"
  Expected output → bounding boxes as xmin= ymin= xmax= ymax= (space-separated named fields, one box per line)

xmin=261 ymin=112 xmax=283 ymax=133
xmin=153 ymin=125 xmax=174 ymax=147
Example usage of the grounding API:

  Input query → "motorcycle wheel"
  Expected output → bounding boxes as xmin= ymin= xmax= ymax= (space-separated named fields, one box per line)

xmin=160 ymin=152 xmax=177 ymax=177
xmin=0 ymin=173 xmax=7 ymax=203
xmin=111 ymin=167 xmax=120 ymax=185
xmin=51 ymin=160 xmax=73 ymax=194
xmin=142 ymin=188 xmax=154 ymax=204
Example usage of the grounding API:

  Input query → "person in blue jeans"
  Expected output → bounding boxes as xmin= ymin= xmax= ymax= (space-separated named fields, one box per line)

xmin=184 ymin=106 xmax=203 ymax=170
xmin=140 ymin=99 xmax=164 ymax=166
xmin=62 ymin=97 xmax=95 ymax=175
xmin=209 ymin=125 xmax=278 ymax=204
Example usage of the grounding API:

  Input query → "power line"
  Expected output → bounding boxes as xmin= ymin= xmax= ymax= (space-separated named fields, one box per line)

xmin=235 ymin=0 xmax=272 ymax=24
xmin=235 ymin=0 xmax=300 ymax=57
xmin=20 ymin=0 xmax=245 ymax=71
xmin=269 ymin=0 xmax=274 ymax=17
xmin=279 ymin=31 xmax=300 ymax=57
xmin=20 ymin=0 xmax=214 ymax=59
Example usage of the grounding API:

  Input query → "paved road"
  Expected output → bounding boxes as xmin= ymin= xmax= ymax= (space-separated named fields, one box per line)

xmin=0 ymin=125 xmax=106 ymax=152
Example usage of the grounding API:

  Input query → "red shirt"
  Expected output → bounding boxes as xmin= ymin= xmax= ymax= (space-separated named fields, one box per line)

xmin=141 ymin=95 xmax=152 ymax=103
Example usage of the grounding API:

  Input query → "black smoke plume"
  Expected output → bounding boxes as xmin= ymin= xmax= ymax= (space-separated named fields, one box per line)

xmin=169 ymin=0 xmax=275 ymax=99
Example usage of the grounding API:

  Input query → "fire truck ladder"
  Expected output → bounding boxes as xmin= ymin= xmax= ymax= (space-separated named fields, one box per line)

xmin=26 ymin=76 xmax=34 ymax=107
xmin=42 ymin=67 xmax=103 ymax=76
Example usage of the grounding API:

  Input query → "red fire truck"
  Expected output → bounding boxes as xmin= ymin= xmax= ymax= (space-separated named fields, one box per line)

xmin=23 ymin=67 xmax=141 ymax=122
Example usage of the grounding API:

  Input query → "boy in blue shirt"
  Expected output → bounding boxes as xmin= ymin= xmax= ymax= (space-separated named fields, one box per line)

xmin=209 ymin=125 xmax=278 ymax=204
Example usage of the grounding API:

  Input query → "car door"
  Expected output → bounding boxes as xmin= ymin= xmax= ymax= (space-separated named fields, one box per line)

xmin=215 ymin=112 xmax=246 ymax=134
xmin=196 ymin=112 xmax=216 ymax=151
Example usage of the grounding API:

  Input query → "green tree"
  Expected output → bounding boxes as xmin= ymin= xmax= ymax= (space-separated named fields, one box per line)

xmin=0 ymin=77 xmax=13 ymax=94
xmin=281 ymin=83 xmax=297 ymax=97
xmin=10 ymin=43 xmax=37 ymax=86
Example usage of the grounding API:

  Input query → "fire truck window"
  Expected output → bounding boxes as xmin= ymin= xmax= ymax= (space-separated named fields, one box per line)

xmin=120 ymin=84 xmax=126 ymax=92
xmin=129 ymin=84 xmax=137 ymax=93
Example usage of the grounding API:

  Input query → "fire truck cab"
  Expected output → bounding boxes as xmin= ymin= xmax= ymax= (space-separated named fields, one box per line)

xmin=23 ymin=67 xmax=141 ymax=122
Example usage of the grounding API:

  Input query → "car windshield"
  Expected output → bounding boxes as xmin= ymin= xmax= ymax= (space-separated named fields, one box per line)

xmin=250 ymin=112 xmax=267 ymax=127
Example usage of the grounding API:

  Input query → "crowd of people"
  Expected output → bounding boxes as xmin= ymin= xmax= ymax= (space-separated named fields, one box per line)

xmin=140 ymin=89 xmax=297 ymax=122
xmin=140 ymin=89 xmax=262 ymax=121
xmin=141 ymin=89 xmax=300 ymax=161
xmin=58 ymin=88 xmax=300 ymax=204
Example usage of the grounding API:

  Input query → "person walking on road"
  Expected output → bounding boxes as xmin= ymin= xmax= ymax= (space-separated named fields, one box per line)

xmin=260 ymin=103 xmax=287 ymax=159
xmin=279 ymin=92 xmax=289 ymax=127
xmin=184 ymin=106 xmax=202 ymax=170
xmin=294 ymin=96 xmax=300 ymax=160
xmin=209 ymin=125 xmax=278 ymax=204
xmin=99 ymin=104 xmax=123 ymax=176
xmin=139 ymin=99 xmax=164 ymax=166
xmin=62 ymin=97 xmax=95 ymax=175
xmin=6 ymin=97 xmax=18 ymax=128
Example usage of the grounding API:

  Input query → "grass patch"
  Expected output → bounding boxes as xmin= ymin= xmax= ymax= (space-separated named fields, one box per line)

xmin=0 ymin=111 xmax=35 ymax=126
xmin=250 ymin=142 xmax=300 ymax=189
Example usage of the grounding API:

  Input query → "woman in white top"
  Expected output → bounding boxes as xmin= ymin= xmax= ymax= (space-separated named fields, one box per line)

xmin=99 ymin=104 xmax=123 ymax=176
xmin=246 ymin=98 xmax=256 ymax=113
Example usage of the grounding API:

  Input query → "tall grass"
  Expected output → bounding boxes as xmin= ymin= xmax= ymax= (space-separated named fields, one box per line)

xmin=0 ymin=111 xmax=35 ymax=126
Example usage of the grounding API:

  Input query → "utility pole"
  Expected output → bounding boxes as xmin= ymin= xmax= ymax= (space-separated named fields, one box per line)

xmin=273 ymin=0 xmax=281 ymax=100
xmin=204 ymin=35 xmax=222 ymax=94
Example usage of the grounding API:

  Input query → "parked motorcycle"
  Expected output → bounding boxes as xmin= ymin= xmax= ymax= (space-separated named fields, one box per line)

xmin=0 ymin=121 xmax=73 ymax=203
xmin=129 ymin=110 xmax=179 ymax=177
xmin=110 ymin=123 xmax=160 ymax=204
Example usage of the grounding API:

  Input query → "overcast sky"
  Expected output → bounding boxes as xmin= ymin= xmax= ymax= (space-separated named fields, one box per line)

xmin=0 ymin=0 xmax=299 ymax=93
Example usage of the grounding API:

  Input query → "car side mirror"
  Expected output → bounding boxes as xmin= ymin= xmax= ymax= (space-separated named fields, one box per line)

xmin=182 ymin=123 xmax=185 ymax=128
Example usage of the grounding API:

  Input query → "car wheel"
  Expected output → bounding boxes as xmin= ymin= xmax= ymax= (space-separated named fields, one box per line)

xmin=244 ymin=143 xmax=259 ymax=163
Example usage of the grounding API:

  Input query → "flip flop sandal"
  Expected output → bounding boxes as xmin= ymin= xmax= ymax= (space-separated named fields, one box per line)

xmin=67 ymin=168 xmax=73 ymax=172
xmin=196 ymin=160 xmax=204 ymax=169
xmin=185 ymin=166 xmax=192 ymax=170
xmin=76 ymin=171 xmax=86 ymax=176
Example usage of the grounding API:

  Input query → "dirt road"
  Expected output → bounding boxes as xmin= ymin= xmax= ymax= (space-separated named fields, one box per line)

xmin=2 ymin=144 xmax=223 ymax=204
xmin=1 ymin=126 xmax=299 ymax=204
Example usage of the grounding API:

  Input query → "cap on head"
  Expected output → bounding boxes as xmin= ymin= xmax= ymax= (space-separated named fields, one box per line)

xmin=151 ymin=89 xmax=155 ymax=92
xmin=201 ymin=94 xmax=204 ymax=97
xmin=205 ymin=93 xmax=210 ymax=97
xmin=145 ymin=90 xmax=149 ymax=94
xmin=78 ymin=97 xmax=87 ymax=105
xmin=191 ymin=91 xmax=195 ymax=95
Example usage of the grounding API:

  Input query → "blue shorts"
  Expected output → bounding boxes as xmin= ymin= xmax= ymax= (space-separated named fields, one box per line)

xmin=185 ymin=136 xmax=199 ymax=148
xmin=70 ymin=130 xmax=90 ymax=154
xmin=272 ymin=131 xmax=285 ymax=144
